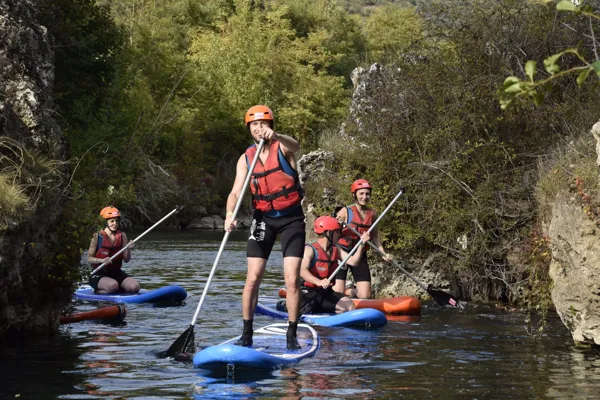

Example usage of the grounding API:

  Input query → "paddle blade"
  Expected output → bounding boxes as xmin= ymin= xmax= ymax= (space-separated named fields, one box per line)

xmin=427 ymin=285 xmax=462 ymax=308
xmin=163 ymin=325 xmax=195 ymax=359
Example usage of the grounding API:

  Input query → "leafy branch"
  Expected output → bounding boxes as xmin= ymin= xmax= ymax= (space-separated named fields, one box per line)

xmin=499 ymin=1 xmax=600 ymax=109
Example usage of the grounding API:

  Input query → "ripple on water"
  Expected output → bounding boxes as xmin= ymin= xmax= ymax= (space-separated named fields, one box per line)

xmin=3 ymin=232 xmax=600 ymax=399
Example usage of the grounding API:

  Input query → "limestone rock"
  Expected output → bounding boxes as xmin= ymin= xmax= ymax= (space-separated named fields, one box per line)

xmin=592 ymin=120 xmax=600 ymax=168
xmin=0 ymin=0 xmax=70 ymax=339
xmin=548 ymin=193 xmax=600 ymax=346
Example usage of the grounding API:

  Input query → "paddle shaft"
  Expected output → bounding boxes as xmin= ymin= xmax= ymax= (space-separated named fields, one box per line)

xmin=326 ymin=188 xmax=404 ymax=282
xmin=189 ymin=139 xmax=265 ymax=326
xmin=341 ymin=222 xmax=428 ymax=292
xmin=91 ymin=205 xmax=184 ymax=276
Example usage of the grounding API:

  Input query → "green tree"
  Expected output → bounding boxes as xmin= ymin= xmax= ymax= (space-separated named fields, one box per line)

xmin=311 ymin=0 xmax=600 ymax=302
xmin=499 ymin=1 xmax=600 ymax=109
xmin=187 ymin=0 xmax=350 ymax=148
xmin=364 ymin=4 xmax=424 ymax=62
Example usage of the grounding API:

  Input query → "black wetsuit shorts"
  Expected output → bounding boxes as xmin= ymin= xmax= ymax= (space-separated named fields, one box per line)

xmin=247 ymin=206 xmax=306 ymax=259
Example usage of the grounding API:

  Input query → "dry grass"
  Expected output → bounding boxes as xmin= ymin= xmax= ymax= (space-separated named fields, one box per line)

xmin=0 ymin=136 xmax=66 ymax=230
xmin=0 ymin=173 xmax=29 ymax=230
xmin=535 ymin=130 xmax=599 ymax=221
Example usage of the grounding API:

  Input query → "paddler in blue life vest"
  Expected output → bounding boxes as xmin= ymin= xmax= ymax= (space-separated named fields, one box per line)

xmin=224 ymin=105 xmax=305 ymax=350
xmin=299 ymin=216 xmax=371 ymax=314
xmin=87 ymin=206 xmax=139 ymax=294
xmin=334 ymin=179 xmax=393 ymax=299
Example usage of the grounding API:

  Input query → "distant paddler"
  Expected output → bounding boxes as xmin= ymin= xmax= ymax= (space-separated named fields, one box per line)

xmin=87 ymin=205 xmax=183 ymax=294
xmin=334 ymin=179 xmax=393 ymax=299
xmin=88 ymin=206 xmax=139 ymax=294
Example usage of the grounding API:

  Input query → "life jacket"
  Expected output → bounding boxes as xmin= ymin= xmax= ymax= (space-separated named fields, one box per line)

xmin=302 ymin=242 xmax=339 ymax=289
xmin=338 ymin=204 xmax=374 ymax=251
xmin=92 ymin=230 xmax=123 ymax=272
xmin=245 ymin=140 xmax=303 ymax=214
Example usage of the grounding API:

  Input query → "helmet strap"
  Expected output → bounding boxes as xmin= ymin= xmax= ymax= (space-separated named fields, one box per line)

xmin=106 ymin=220 xmax=118 ymax=234
xmin=325 ymin=231 xmax=335 ymax=254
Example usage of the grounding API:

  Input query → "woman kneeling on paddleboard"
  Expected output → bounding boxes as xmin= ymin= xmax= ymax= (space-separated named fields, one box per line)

xmin=334 ymin=179 xmax=393 ymax=299
xmin=299 ymin=216 xmax=370 ymax=314
xmin=87 ymin=206 xmax=139 ymax=294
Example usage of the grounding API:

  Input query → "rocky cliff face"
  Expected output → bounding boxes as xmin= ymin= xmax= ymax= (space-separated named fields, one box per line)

xmin=0 ymin=0 xmax=70 ymax=339
xmin=547 ymin=121 xmax=600 ymax=347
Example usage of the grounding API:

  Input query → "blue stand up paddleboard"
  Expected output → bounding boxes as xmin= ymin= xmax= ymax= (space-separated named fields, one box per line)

xmin=74 ymin=285 xmax=187 ymax=304
xmin=193 ymin=323 xmax=319 ymax=371
xmin=256 ymin=299 xmax=387 ymax=328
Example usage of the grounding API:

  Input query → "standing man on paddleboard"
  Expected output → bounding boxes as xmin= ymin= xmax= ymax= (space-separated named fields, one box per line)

xmin=224 ymin=105 xmax=305 ymax=350
xmin=88 ymin=206 xmax=139 ymax=294
xmin=334 ymin=179 xmax=392 ymax=299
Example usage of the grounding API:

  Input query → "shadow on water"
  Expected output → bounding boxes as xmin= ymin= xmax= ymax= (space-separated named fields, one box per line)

xmin=0 ymin=335 xmax=87 ymax=399
xmin=3 ymin=230 xmax=600 ymax=398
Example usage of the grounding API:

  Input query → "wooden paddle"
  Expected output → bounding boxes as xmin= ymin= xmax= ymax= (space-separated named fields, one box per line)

xmin=91 ymin=205 xmax=184 ymax=276
xmin=163 ymin=139 xmax=265 ymax=359
xmin=341 ymin=222 xmax=461 ymax=308
xmin=298 ymin=187 xmax=405 ymax=314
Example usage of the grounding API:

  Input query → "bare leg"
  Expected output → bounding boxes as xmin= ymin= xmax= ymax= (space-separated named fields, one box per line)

xmin=355 ymin=281 xmax=371 ymax=299
xmin=283 ymin=256 xmax=302 ymax=321
xmin=121 ymin=277 xmax=140 ymax=293
xmin=335 ymin=297 xmax=356 ymax=313
xmin=332 ymin=279 xmax=345 ymax=294
xmin=235 ymin=257 xmax=267 ymax=347
xmin=96 ymin=277 xmax=119 ymax=294
xmin=242 ymin=257 xmax=267 ymax=320
xmin=283 ymin=256 xmax=301 ymax=350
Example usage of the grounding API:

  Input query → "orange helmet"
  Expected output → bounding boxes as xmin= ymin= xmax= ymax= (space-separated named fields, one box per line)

xmin=100 ymin=206 xmax=121 ymax=219
xmin=351 ymin=179 xmax=372 ymax=194
xmin=314 ymin=216 xmax=341 ymax=234
xmin=245 ymin=105 xmax=274 ymax=125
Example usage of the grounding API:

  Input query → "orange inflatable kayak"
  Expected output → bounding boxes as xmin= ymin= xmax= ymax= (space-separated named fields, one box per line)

xmin=278 ymin=288 xmax=421 ymax=315
xmin=352 ymin=296 xmax=421 ymax=315
xmin=60 ymin=304 xmax=126 ymax=324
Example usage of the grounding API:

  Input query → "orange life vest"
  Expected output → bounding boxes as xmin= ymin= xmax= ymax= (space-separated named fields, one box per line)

xmin=339 ymin=205 xmax=375 ymax=251
xmin=245 ymin=140 xmax=302 ymax=213
xmin=303 ymin=242 xmax=339 ymax=289
xmin=92 ymin=230 xmax=123 ymax=272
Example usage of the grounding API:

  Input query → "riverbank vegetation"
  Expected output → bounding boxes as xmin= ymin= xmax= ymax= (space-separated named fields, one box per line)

xmin=9 ymin=0 xmax=599 ymax=307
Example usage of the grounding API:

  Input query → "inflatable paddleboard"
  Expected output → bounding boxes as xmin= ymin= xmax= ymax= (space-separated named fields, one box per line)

xmin=60 ymin=305 xmax=126 ymax=324
xmin=193 ymin=323 xmax=319 ymax=371
xmin=278 ymin=288 xmax=422 ymax=315
xmin=74 ymin=285 xmax=187 ymax=304
xmin=256 ymin=299 xmax=387 ymax=328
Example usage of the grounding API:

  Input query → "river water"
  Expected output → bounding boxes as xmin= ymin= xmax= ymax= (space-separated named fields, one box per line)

xmin=2 ymin=230 xmax=600 ymax=399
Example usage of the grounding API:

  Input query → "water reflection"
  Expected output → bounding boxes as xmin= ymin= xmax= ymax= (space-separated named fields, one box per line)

xmin=2 ymin=231 xmax=600 ymax=399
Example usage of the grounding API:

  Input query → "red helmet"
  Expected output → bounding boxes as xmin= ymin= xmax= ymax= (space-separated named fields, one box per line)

xmin=245 ymin=105 xmax=274 ymax=125
xmin=313 ymin=216 xmax=341 ymax=234
xmin=100 ymin=206 xmax=121 ymax=219
xmin=351 ymin=179 xmax=372 ymax=194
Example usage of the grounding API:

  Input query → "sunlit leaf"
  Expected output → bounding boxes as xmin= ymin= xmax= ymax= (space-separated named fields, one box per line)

xmin=576 ymin=68 xmax=590 ymax=86
xmin=591 ymin=60 xmax=600 ymax=77
xmin=556 ymin=1 xmax=579 ymax=12
xmin=525 ymin=60 xmax=536 ymax=81
xmin=503 ymin=76 xmax=521 ymax=89
xmin=543 ymin=53 xmax=562 ymax=74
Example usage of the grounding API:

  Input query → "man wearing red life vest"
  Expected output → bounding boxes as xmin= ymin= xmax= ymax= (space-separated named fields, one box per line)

xmin=87 ymin=206 xmax=139 ymax=294
xmin=300 ymin=216 xmax=371 ymax=314
xmin=224 ymin=105 xmax=305 ymax=350
xmin=334 ymin=179 xmax=393 ymax=299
